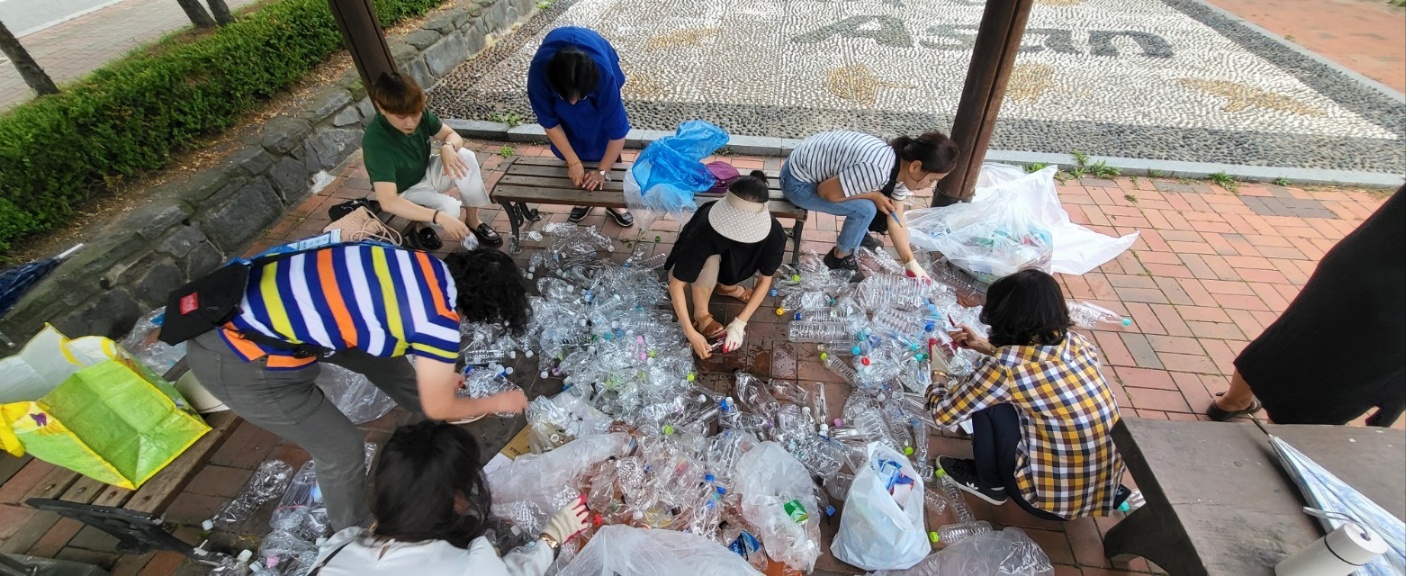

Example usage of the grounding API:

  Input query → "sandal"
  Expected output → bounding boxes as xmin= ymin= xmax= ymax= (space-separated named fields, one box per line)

xmin=715 ymin=284 xmax=754 ymax=303
xmin=471 ymin=223 xmax=503 ymax=248
xmin=1205 ymin=393 xmax=1263 ymax=421
xmin=693 ymin=314 xmax=725 ymax=339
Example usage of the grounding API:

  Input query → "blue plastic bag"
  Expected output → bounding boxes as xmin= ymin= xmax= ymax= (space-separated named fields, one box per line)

xmin=624 ymin=121 xmax=730 ymax=215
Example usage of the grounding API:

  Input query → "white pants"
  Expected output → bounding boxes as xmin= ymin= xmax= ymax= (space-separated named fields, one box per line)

xmin=400 ymin=148 xmax=491 ymax=216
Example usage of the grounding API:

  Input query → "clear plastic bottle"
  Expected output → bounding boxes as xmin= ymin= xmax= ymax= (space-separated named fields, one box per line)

xmin=210 ymin=460 xmax=294 ymax=527
xmin=823 ymin=355 xmax=863 ymax=387
xmin=909 ymin=418 xmax=932 ymax=479
xmin=934 ymin=469 xmax=974 ymax=523
xmin=269 ymin=461 xmax=321 ymax=531
xmin=937 ymin=519 xmax=993 ymax=545
xmin=923 ymin=488 xmax=948 ymax=517
xmin=1067 ymin=300 xmax=1132 ymax=328
xmin=787 ymin=320 xmax=851 ymax=343
xmin=734 ymin=372 xmax=781 ymax=414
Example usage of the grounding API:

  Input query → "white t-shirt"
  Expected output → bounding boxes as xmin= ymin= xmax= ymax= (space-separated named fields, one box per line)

xmin=787 ymin=131 xmax=911 ymax=200
xmin=312 ymin=527 xmax=552 ymax=576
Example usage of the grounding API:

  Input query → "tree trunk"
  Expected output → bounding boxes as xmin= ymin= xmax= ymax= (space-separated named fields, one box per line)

xmin=176 ymin=0 xmax=217 ymax=28
xmin=0 ymin=19 xmax=58 ymax=96
xmin=207 ymin=0 xmax=234 ymax=26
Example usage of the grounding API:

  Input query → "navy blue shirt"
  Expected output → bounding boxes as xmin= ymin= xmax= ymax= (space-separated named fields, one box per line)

xmin=527 ymin=27 xmax=631 ymax=162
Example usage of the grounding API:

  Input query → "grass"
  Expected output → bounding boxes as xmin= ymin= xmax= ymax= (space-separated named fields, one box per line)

xmin=1124 ymin=193 xmax=1138 ymax=203
xmin=1273 ymin=177 xmax=1291 ymax=186
xmin=1147 ymin=169 xmax=1165 ymax=178
xmin=536 ymin=0 xmax=556 ymax=8
xmin=1024 ymin=162 xmax=1049 ymax=173
xmin=1058 ymin=151 xmax=1119 ymax=180
xmin=1210 ymin=171 xmax=1239 ymax=193
xmin=488 ymin=112 xmax=525 ymax=128
xmin=499 ymin=145 xmax=515 ymax=157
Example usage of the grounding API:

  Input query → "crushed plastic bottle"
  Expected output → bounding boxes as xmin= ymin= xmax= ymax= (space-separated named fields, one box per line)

xmin=936 ymin=519 xmax=993 ymax=546
xmin=1067 ymin=300 xmax=1132 ymax=328
xmin=210 ymin=460 xmax=294 ymax=527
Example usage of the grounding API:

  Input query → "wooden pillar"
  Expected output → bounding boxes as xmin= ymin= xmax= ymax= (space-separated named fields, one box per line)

xmin=328 ymin=0 xmax=396 ymax=92
xmin=933 ymin=0 xmax=1036 ymax=206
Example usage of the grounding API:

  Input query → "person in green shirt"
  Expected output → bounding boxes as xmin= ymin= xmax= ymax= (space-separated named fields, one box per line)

xmin=363 ymin=72 xmax=502 ymax=248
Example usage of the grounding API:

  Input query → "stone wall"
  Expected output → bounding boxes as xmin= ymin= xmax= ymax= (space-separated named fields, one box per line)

xmin=0 ymin=0 xmax=537 ymax=344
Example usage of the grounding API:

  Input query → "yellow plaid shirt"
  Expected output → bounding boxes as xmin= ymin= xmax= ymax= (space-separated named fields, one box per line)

xmin=930 ymin=332 xmax=1125 ymax=518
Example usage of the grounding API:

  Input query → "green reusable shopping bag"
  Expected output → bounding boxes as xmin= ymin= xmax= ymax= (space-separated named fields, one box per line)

xmin=0 ymin=325 xmax=210 ymax=489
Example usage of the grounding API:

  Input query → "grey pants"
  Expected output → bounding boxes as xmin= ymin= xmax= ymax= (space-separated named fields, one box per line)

xmin=185 ymin=331 xmax=422 ymax=531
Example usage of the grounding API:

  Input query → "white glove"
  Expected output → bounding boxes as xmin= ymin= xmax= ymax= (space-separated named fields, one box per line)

xmin=723 ymin=319 xmax=747 ymax=352
xmin=542 ymin=495 xmax=589 ymax=545
xmin=904 ymin=260 xmax=930 ymax=281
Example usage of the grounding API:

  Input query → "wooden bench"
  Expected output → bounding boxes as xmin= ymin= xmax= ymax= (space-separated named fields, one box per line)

xmin=1105 ymin=418 xmax=1405 ymax=575
xmin=491 ymin=157 xmax=809 ymax=266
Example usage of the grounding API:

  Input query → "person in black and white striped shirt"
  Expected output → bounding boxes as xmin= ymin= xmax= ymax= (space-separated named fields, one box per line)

xmin=781 ymin=130 xmax=958 ymax=280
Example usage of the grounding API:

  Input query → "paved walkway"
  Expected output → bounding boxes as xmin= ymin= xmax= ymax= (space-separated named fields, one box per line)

xmin=0 ymin=0 xmax=260 ymax=111
xmin=430 ymin=0 xmax=1405 ymax=173
xmin=1203 ymin=0 xmax=1406 ymax=93
xmin=1 ymin=142 xmax=1393 ymax=575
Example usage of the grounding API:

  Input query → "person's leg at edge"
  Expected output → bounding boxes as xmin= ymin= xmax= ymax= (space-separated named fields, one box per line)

xmin=1213 ymin=370 xmax=1255 ymax=412
xmin=978 ymin=404 xmax=1065 ymax=521
xmin=401 ymin=182 xmax=462 ymax=234
xmin=427 ymin=150 xmax=501 ymax=245
xmin=185 ymin=332 xmax=371 ymax=530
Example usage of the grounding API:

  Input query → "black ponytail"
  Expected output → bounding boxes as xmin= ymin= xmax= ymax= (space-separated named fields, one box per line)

xmin=892 ymin=131 xmax=959 ymax=174
xmin=729 ymin=170 xmax=770 ymax=203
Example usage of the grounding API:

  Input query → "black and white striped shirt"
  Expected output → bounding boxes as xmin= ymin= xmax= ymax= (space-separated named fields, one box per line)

xmin=787 ymin=131 xmax=911 ymax=200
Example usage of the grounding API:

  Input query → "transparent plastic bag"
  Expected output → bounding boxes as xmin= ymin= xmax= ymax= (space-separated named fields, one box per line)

xmin=865 ymin=528 xmax=1054 ymax=576
xmin=833 ymin=442 xmax=929 ymax=570
xmin=906 ymin=188 xmax=1053 ymax=284
xmin=552 ymin=525 xmax=763 ymax=576
xmin=314 ymin=363 xmax=397 ymax=425
xmin=623 ymin=120 xmax=730 ymax=216
xmin=972 ymin=164 xmax=1136 ymax=276
xmin=733 ymin=441 xmax=822 ymax=573
xmin=488 ymin=433 xmax=633 ymax=532
xmin=120 ymin=309 xmax=185 ymax=374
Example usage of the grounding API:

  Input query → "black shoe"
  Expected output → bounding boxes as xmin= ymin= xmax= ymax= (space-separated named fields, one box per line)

xmin=568 ymin=206 xmax=591 ymax=223
xmin=415 ymin=226 xmax=442 ymax=251
xmin=859 ymin=233 xmax=883 ymax=250
xmin=1205 ymin=393 xmax=1263 ymax=421
xmin=471 ymin=223 xmax=503 ymax=248
xmin=823 ymin=249 xmax=864 ymax=282
xmin=606 ymin=208 xmax=635 ymax=227
xmin=937 ymin=456 xmax=1009 ymax=506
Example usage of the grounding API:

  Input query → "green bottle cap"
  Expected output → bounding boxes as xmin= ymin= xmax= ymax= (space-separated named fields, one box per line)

xmin=928 ymin=531 xmax=939 ymax=543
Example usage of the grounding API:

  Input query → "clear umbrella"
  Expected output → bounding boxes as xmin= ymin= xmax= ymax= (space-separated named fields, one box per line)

xmin=1269 ymin=435 xmax=1405 ymax=576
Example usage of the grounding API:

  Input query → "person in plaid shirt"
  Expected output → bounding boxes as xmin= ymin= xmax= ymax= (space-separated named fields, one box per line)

xmin=929 ymin=270 xmax=1129 ymax=520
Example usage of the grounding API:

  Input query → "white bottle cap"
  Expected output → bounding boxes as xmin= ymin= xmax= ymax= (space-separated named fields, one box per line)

xmin=201 ymin=520 xmax=214 ymax=531
xmin=236 ymin=550 xmax=253 ymax=563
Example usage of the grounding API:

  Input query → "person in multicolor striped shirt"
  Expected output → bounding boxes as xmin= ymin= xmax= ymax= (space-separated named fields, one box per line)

xmin=183 ymin=243 xmax=530 ymax=532
xmin=929 ymin=270 xmax=1129 ymax=520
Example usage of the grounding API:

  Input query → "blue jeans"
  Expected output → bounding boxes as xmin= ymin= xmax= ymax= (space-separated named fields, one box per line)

xmin=780 ymin=162 xmax=876 ymax=254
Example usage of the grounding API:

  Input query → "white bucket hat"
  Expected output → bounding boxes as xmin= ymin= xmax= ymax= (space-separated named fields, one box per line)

xmin=707 ymin=192 xmax=772 ymax=244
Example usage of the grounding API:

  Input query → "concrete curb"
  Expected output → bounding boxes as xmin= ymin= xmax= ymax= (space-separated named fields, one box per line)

xmin=446 ymin=120 xmax=1406 ymax=189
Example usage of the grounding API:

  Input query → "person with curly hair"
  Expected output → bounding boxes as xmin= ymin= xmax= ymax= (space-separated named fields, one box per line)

xmin=182 ymin=242 xmax=530 ymax=532
xmin=930 ymin=269 xmax=1129 ymax=521
xmin=446 ymin=248 xmax=532 ymax=335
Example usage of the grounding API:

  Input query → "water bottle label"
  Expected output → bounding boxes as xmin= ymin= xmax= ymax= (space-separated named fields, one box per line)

xmin=784 ymin=499 xmax=810 ymax=523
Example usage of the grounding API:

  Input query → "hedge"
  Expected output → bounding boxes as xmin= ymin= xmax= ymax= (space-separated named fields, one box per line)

xmin=0 ymin=0 xmax=445 ymax=255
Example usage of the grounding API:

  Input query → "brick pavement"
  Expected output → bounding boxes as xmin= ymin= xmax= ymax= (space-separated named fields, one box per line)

xmin=1202 ymin=0 xmax=1406 ymax=93
xmin=0 ymin=0 xmax=261 ymax=111
xmin=0 ymin=141 xmax=1396 ymax=574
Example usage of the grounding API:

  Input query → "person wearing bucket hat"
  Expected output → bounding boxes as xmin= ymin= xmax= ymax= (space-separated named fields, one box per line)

xmin=665 ymin=171 xmax=787 ymax=359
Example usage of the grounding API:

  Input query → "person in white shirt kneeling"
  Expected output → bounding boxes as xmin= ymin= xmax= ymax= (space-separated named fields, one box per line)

xmin=310 ymin=421 xmax=588 ymax=576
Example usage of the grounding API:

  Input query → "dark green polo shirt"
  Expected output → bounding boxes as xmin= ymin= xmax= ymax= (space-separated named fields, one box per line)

xmin=362 ymin=110 xmax=443 ymax=193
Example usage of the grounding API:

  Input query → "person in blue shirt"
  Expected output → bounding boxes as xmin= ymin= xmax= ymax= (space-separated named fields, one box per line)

xmin=527 ymin=26 xmax=635 ymax=227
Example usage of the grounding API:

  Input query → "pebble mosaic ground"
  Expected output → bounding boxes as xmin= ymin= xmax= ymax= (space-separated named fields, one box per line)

xmin=429 ymin=0 xmax=1405 ymax=174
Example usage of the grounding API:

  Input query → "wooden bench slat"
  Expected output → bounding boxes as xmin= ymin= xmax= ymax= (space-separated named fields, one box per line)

xmin=493 ymin=185 xmax=805 ymax=219
xmin=504 ymin=164 xmax=784 ymax=192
